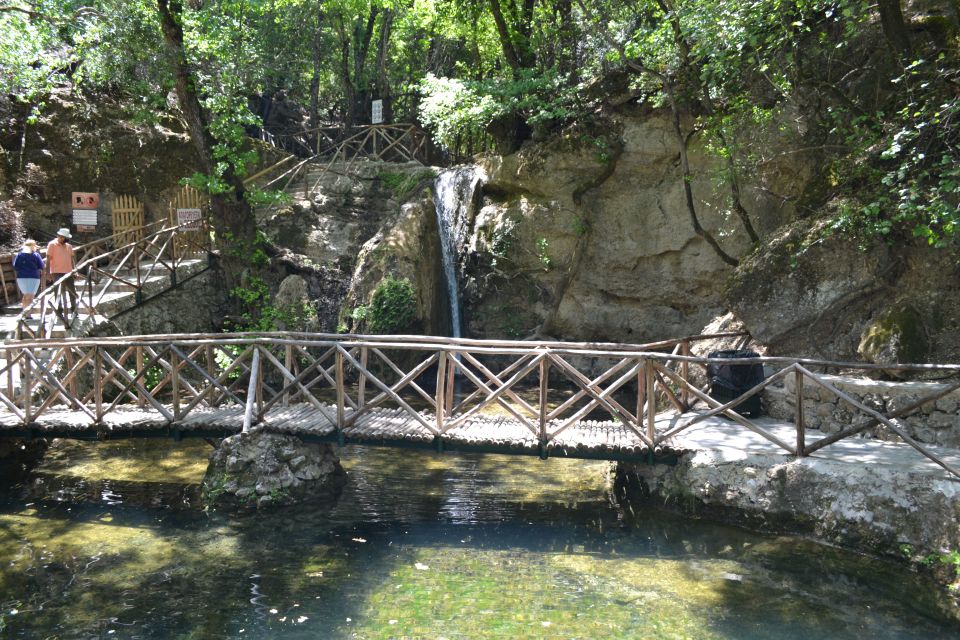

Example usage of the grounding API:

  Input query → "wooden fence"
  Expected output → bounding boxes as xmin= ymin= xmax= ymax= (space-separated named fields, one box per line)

xmin=1 ymin=332 xmax=958 ymax=477
xmin=14 ymin=221 xmax=212 ymax=339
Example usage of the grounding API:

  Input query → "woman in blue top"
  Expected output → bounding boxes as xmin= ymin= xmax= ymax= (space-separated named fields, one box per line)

xmin=13 ymin=239 xmax=45 ymax=309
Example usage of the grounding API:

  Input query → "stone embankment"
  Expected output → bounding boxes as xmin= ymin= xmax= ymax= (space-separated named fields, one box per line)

xmin=616 ymin=376 xmax=960 ymax=613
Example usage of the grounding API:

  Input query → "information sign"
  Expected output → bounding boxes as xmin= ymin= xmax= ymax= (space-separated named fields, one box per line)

xmin=71 ymin=192 xmax=99 ymax=209
xmin=371 ymin=99 xmax=383 ymax=124
xmin=176 ymin=208 xmax=203 ymax=230
xmin=72 ymin=209 xmax=98 ymax=226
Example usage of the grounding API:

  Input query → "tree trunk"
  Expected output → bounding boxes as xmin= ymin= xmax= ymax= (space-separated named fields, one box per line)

xmin=878 ymin=0 xmax=912 ymax=59
xmin=156 ymin=0 xmax=257 ymax=295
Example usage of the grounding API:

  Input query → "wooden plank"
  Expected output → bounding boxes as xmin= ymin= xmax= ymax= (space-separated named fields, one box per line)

xmin=795 ymin=368 xmax=805 ymax=457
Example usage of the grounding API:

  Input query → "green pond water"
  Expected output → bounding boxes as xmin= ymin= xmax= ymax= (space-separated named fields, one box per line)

xmin=0 ymin=439 xmax=956 ymax=639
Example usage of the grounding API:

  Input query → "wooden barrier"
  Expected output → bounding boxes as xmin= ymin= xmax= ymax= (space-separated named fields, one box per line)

xmin=0 ymin=332 xmax=958 ymax=476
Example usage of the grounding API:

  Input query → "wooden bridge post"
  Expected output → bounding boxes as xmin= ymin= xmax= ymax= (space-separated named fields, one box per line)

xmin=795 ymin=367 xmax=806 ymax=457
xmin=335 ymin=348 xmax=345 ymax=429
xmin=5 ymin=347 xmax=14 ymax=404
xmin=135 ymin=346 xmax=146 ymax=407
xmin=358 ymin=347 xmax=368 ymax=409
xmin=445 ymin=351 xmax=456 ymax=417
xmin=436 ymin=350 xmax=447 ymax=433
xmin=22 ymin=350 xmax=32 ymax=425
xmin=539 ymin=355 xmax=550 ymax=453
xmin=170 ymin=347 xmax=180 ymax=421
xmin=283 ymin=344 xmax=293 ymax=407
xmin=636 ymin=357 xmax=646 ymax=429
xmin=681 ymin=340 xmax=691 ymax=410
xmin=66 ymin=348 xmax=77 ymax=398
xmin=645 ymin=359 xmax=656 ymax=444
xmin=93 ymin=346 xmax=103 ymax=423
xmin=243 ymin=346 xmax=260 ymax=433
xmin=205 ymin=345 xmax=215 ymax=406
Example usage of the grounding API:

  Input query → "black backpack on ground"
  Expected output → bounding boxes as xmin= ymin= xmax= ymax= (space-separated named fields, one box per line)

xmin=706 ymin=350 xmax=764 ymax=417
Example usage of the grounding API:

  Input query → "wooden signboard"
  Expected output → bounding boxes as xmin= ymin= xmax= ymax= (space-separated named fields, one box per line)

xmin=72 ymin=192 xmax=100 ymax=209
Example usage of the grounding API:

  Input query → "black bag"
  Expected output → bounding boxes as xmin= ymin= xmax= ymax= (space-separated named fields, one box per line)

xmin=706 ymin=350 xmax=764 ymax=417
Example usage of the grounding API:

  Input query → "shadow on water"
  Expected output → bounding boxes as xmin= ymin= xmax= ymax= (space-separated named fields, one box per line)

xmin=0 ymin=441 xmax=956 ymax=639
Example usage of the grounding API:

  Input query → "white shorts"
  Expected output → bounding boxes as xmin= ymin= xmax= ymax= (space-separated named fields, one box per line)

xmin=16 ymin=278 xmax=40 ymax=295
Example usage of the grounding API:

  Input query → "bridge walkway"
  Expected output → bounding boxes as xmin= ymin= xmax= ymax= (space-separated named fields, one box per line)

xmin=0 ymin=333 xmax=958 ymax=475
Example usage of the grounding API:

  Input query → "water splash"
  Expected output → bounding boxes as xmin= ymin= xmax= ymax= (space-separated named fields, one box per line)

xmin=433 ymin=167 xmax=483 ymax=338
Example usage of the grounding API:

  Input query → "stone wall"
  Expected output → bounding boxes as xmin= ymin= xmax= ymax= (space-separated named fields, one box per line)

xmin=763 ymin=374 xmax=960 ymax=448
xmin=103 ymin=268 xmax=227 ymax=336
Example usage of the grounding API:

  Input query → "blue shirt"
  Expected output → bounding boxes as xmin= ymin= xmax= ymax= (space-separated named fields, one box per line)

xmin=13 ymin=251 xmax=44 ymax=279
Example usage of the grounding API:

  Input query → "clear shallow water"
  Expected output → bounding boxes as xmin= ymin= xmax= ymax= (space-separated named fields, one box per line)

xmin=0 ymin=439 xmax=956 ymax=639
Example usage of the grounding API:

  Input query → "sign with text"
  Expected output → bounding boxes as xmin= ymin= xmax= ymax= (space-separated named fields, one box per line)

xmin=72 ymin=209 xmax=98 ymax=226
xmin=71 ymin=192 xmax=99 ymax=209
xmin=76 ymin=225 xmax=96 ymax=232
xmin=371 ymin=99 xmax=383 ymax=124
xmin=176 ymin=208 xmax=203 ymax=230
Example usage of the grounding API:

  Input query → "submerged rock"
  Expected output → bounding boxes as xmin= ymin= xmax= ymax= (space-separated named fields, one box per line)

xmin=202 ymin=431 xmax=345 ymax=511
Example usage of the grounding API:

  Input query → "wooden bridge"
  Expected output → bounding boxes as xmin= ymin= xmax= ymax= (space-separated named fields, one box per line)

xmin=1 ymin=332 xmax=958 ymax=476
xmin=10 ymin=221 xmax=211 ymax=340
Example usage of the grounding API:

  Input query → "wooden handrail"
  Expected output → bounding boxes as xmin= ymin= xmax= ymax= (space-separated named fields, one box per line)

xmin=1 ymin=331 xmax=959 ymax=479
xmin=13 ymin=220 xmax=212 ymax=339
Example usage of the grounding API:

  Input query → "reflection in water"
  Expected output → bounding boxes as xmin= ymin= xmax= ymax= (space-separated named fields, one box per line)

xmin=0 ymin=439 xmax=955 ymax=638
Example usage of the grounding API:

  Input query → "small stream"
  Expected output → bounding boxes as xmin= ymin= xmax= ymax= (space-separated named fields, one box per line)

xmin=0 ymin=439 xmax=956 ymax=639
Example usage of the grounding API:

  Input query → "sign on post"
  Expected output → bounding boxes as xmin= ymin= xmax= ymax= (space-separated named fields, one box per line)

xmin=71 ymin=192 xmax=99 ymax=209
xmin=176 ymin=208 xmax=203 ymax=230
xmin=371 ymin=99 xmax=383 ymax=124
xmin=72 ymin=209 xmax=97 ymax=232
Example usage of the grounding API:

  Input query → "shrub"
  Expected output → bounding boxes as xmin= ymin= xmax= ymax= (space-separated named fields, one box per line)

xmin=368 ymin=277 xmax=417 ymax=334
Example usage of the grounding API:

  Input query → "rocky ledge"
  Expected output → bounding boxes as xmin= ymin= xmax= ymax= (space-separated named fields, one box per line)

xmin=615 ymin=416 xmax=960 ymax=614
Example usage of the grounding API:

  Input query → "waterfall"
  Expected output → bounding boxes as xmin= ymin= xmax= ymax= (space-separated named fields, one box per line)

xmin=433 ymin=167 xmax=482 ymax=338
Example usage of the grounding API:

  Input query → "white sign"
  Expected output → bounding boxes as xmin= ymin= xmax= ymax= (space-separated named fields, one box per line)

xmin=176 ymin=208 xmax=203 ymax=230
xmin=371 ymin=99 xmax=383 ymax=124
xmin=72 ymin=209 xmax=98 ymax=226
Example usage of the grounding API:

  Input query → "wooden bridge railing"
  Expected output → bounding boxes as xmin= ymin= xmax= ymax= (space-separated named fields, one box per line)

xmin=14 ymin=221 xmax=212 ymax=339
xmin=1 ymin=332 xmax=959 ymax=478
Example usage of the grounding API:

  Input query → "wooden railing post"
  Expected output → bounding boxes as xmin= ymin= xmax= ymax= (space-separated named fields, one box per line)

xmin=22 ymin=349 xmax=32 ymax=425
xmin=170 ymin=346 xmax=180 ymax=421
xmin=243 ymin=346 xmax=260 ymax=433
xmin=539 ymin=355 xmax=550 ymax=450
xmin=135 ymin=346 xmax=145 ymax=407
xmin=358 ymin=347 xmax=368 ymax=409
xmin=436 ymin=350 xmax=447 ymax=434
xmin=335 ymin=348 xmax=345 ymax=429
xmin=681 ymin=340 xmax=691 ymax=410
xmin=66 ymin=348 xmax=77 ymax=399
xmin=795 ymin=367 xmax=806 ymax=457
xmin=646 ymin=360 xmax=656 ymax=444
xmin=636 ymin=357 xmax=646 ymax=430
xmin=283 ymin=344 xmax=293 ymax=407
xmin=445 ymin=351 xmax=456 ymax=417
xmin=5 ymin=347 xmax=14 ymax=404
xmin=93 ymin=346 xmax=102 ymax=423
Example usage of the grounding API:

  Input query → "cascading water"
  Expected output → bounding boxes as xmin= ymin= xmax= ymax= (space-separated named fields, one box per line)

xmin=433 ymin=167 xmax=482 ymax=338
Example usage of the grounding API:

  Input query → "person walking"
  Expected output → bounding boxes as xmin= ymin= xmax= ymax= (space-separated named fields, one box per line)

xmin=46 ymin=228 xmax=77 ymax=314
xmin=12 ymin=239 xmax=44 ymax=310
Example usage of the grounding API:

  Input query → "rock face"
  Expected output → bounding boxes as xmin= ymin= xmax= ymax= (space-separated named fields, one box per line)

xmin=0 ymin=89 xmax=202 ymax=242
xmin=202 ymin=431 xmax=345 ymax=510
xmin=263 ymin=160 xmax=441 ymax=334
xmin=727 ymin=224 xmax=960 ymax=363
xmin=458 ymin=114 xmax=807 ymax=342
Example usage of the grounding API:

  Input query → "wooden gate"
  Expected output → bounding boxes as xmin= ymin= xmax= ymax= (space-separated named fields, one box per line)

xmin=111 ymin=194 xmax=144 ymax=247
xmin=168 ymin=185 xmax=209 ymax=260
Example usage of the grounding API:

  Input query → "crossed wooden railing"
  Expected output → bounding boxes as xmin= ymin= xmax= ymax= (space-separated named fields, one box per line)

xmin=244 ymin=124 xmax=430 ymax=209
xmin=14 ymin=221 xmax=212 ymax=339
xmin=1 ymin=332 xmax=958 ymax=477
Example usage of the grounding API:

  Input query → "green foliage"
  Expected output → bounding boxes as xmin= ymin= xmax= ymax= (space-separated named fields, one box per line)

xmin=367 ymin=277 xmax=417 ymax=334
xmin=228 ymin=276 xmax=316 ymax=332
xmin=378 ymin=169 xmax=437 ymax=200
xmin=535 ymin=237 xmax=551 ymax=270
